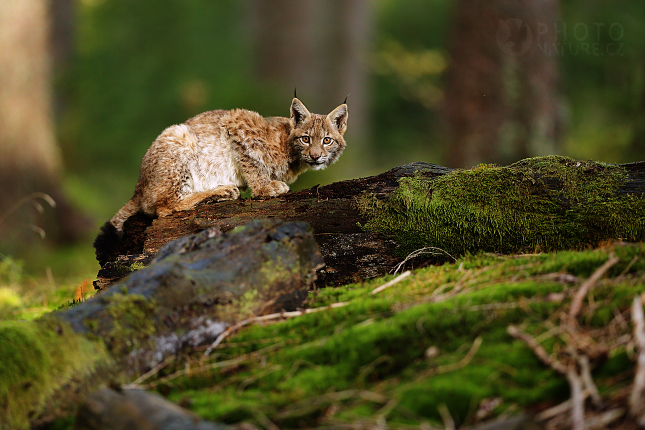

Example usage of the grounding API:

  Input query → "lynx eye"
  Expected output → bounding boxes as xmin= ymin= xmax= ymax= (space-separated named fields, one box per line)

xmin=301 ymin=136 xmax=310 ymax=144
xmin=322 ymin=137 xmax=333 ymax=145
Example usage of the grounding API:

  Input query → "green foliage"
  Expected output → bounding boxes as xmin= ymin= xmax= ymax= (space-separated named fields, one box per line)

xmin=130 ymin=243 xmax=645 ymax=429
xmin=358 ymin=156 xmax=645 ymax=256
xmin=0 ymin=247 xmax=97 ymax=322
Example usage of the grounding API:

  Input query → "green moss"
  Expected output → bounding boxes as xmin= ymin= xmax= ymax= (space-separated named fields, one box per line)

xmin=0 ymin=317 xmax=107 ymax=430
xmin=111 ymin=261 xmax=147 ymax=276
xmin=128 ymin=262 xmax=146 ymax=271
xmin=105 ymin=292 xmax=156 ymax=354
xmin=358 ymin=156 xmax=645 ymax=256
xmin=153 ymin=242 xmax=644 ymax=429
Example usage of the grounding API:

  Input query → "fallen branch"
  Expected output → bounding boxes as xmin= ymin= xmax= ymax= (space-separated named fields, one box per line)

xmin=569 ymin=255 xmax=620 ymax=324
xmin=392 ymin=247 xmax=456 ymax=275
xmin=566 ymin=368 xmax=585 ymax=430
xmin=144 ymin=341 xmax=288 ymax=389
xmin=204 ymin=301 xmax=348 ymax=356
xmin=507 ymin=325 xmax=569 ymax=374
xmin=629 ymin=293 xmax=645 ymax=426
xmin=371 ymin=271 xmax=411 ymax=295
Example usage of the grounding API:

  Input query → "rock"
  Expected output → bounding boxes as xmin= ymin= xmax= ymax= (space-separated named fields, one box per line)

xmin=74 ymin=387 xmax=229 ymax=430
xmin=58 ymin=218 xmax=324 ymax=374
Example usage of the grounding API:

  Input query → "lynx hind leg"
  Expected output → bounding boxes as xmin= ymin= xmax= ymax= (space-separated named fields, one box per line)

xmin=172 ymin=185 xmax=240 ymax=212
xmin=254 ymin=180 xmax=290 ymax=198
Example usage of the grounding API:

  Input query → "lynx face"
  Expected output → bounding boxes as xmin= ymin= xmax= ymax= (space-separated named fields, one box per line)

xmin=289 ymin=98 xmax=348 ymax=171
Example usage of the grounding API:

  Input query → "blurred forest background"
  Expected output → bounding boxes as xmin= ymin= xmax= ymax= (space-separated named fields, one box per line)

xmin=1 ymin=0 xmax=644 ymax=317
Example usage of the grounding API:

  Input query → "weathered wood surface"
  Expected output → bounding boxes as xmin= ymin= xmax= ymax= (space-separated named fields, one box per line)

xmin=94 ymin=162 xmax=453 ymax=289
xmin=94 ymin=159 xmax=645 ymax=290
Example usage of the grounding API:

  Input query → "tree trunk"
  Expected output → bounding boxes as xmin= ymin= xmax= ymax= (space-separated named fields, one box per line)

xmin=250 ymin=0 xmax=373 ymax=176
xmin=0 ymin=0 xmax=87 ymax=250
xmin=93 ymin=157 xmax=645 ymax=291
xmin=443 ymin=0 xmax=562 ymax=168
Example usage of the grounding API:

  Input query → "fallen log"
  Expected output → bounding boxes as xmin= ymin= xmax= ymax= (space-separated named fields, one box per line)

xmin=93 ymin=162 xmax=452 ymax=289
xmin=94 ymin=156 xmax=645 ymax=290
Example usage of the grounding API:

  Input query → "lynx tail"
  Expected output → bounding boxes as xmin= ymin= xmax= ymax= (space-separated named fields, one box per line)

xmin=109 ymin=196 xmax=141 ymax=233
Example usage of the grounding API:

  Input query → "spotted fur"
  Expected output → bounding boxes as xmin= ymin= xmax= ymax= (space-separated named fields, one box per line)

xmin=109 ymin=98 xmax=348 ymax=233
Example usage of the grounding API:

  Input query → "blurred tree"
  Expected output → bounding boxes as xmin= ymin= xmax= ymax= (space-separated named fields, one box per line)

xmin=250 ymin=0 xmax=373 ymax=177
xmin=632 ymin=80 xmax=645 ymax=160
xmin=444 ymin=0 xmax=562 ymax=168
xmin=0 ymin=0 xmax=88 ymax=251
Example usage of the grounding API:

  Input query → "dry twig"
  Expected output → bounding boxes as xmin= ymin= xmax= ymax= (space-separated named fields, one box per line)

xmin=566 ymin=368 xmax=585 ymax=430
xmin=507 ymin=325 xmax=568 ymax=374
xmin=204 ymin=301 xmax=348 ymax=356
xmin=125 ymin=354 xmax=176 ymax=388
xmin=437 ymin=403 xmax=455 ymax=430
xmin=629 ymin=293 xmax=645 ymax=426
xmin=569 ymin=255 xmax=619 ymax=324
xmin=371 ymin=271 xmax=411 ymax=295
xmin=392 ymin=247 xmax=456 ymax=275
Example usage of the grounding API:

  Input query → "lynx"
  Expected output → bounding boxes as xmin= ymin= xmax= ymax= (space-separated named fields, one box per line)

xmin=107 ymin=95 xmax=348 ymax=234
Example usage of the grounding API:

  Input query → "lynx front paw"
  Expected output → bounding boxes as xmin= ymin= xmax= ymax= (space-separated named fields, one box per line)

xmin=198 ymin=185 xmax=240 ymax=205
xmin=255 ymin=180 xmax=290 ymax=198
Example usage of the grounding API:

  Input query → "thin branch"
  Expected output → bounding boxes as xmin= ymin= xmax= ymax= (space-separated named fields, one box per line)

xmin=536 ymin=395 xmax=577 ymax=422
xmin=618 ymin=255 xmax=639 ymax=277
xmin=629 ymin=293 xmax=645 ymax=426
xmin=437 ymin=403 xmax=455 ymax=430
xmin=566 ymin=368 xmax=585 ymax=430
xmin=146 ymin=341 xmax=287 ymax=389
xmin=0 ymin=192 xmax=56 ymax=225
xmin=392 ymin=247 xmax=456 ymax=274
xmin=434 ymin=336 xmax=482 ymax=376
xmin=507 ymin=325 xmax=568 ymax=374
xmin=584 ymin=408 xmax=625 ymax=430
xmin=371 ymin=271 xmax=411 ymax=295
xmin=238 ymin=365 xmax=282 ymax=392
xmin=578 ymin=355 xmax=602 ymax=408
xmin=125 ymin=354 xmax=176 ymax=388
xmin=569 ymin=255 xmax=619 ymax=323
xmin=204 ymin=301 xmax=348 ymax=356
xmin=253 ymin=409 xmax=280 ymax=430
xmin=145 ymin=356 xmax=247 ymax=389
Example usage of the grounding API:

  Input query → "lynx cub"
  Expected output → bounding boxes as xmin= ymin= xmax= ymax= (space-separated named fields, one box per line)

xmin=108 ymin=96 xmax=348 ymax=233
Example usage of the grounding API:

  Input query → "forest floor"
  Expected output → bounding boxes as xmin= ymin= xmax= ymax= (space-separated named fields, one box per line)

xmin=107 ymin=242 xmax=644 ymax=430
xmin=0 ymin=240 xmax=98 ymax=322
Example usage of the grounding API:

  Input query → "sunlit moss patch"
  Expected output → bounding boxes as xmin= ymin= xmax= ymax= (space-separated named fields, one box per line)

xmin=358 ymin=156 xmax=644 ymax=256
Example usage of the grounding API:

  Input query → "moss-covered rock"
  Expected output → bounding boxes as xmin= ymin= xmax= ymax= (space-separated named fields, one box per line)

xmin=0 ymin=318 xmax=108 ymax=430
xmin=137 ymin=242 xmax=645 ymax=429
xmin=359 ymin=156 xmax=645 ymax=256
xmin=0 ymin=219 xmax=323 ymax=429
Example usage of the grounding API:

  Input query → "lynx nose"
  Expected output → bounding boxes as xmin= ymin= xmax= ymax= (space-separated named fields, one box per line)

xmin=310 ymin=154 xmax=321 ymax=162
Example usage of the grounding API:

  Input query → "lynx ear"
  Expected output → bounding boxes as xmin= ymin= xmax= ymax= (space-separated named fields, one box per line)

xmin=327 ymin=104 xmax=348 ymax=135
xmin=290 ymin=98 xmax=311 ymax=128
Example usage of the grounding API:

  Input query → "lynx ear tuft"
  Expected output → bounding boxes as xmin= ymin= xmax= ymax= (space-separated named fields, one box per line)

xmin=290 ymin=97 xmax=311 ymax=127
xmin=327 ymin=104 xmax=348 ymax=135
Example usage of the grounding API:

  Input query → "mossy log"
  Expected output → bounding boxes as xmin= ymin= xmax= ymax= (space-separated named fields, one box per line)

xmin=1 ymin=220 xmax=322 ymax=429
xmin=94 ymin=156 xmax=645 ymax=290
